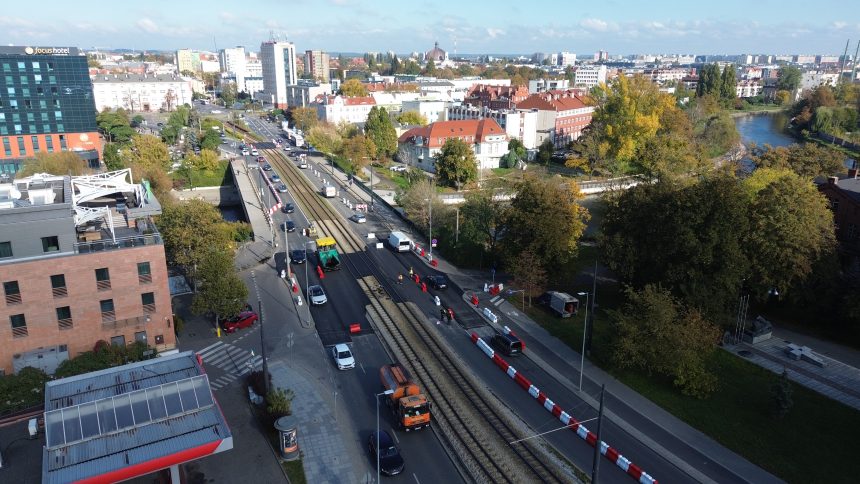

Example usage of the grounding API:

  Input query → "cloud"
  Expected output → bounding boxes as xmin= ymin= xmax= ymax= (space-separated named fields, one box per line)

xmin=136 ymin=18 xmax=159 ymax=34
xmin=486 ymin=28 xmax=505 ymax=39
xmin=579 ymin=18 xmax=617 ymax=32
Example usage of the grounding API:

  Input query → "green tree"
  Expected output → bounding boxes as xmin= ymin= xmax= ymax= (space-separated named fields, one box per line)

xmin=97 ymin=109 xmax=135 ymax=143
xmin=339 ymin=78 xmax=369 ymax=97
xmin=508 ymin=138 xmax=527 ymax=161
xmin=744 ymin=171 xmax=836 ymax=298
xmin=434 ymin=138 xmax=478 ymax=190
xmin=199 ymin=129 xmax=220 ymax=150
xmin=290 ymin=106 xmax=319 ymax=133
xmin=459 ymin=189 xmax=509 ymax=260
xmin=536 ymin=138 xmax=554 ymax=165
xmin=771 ymin=369 xmax=794 ymax=418
xmin=503 ymin=175 xmax=589 ymax=269
xmin=423 ymin=59 xmax=437 ymax=77
xmin=507 ymin=249 xmax=548 ymax=306
xmin=396 ymin=110 xmax=428 ymax=126
xmin=696 ymin=63 xmax=722 ymax=98
xmin=609 ymin=284 xmax=720 ymax=398
xmin=126 ymin=134 xmax=171 ymax=174
xmin=340 ymin=134 xmax=377 ymax=171
xmin=777 ymin=65 xmax=802 ymax=92
xmin=720 ymin=64 xmax=737 ymax=101
xmin=185 ymin=149 xmax=220 ymax=172
xmin=750 ymin=143 xmax=845 ymax=178
xmin=697 ymin=113 xmax=741 ymax=158
xmin=0 ymin=367 xmax=50 ymax=414
xmin=131 ymin=114 xmax=145 ymax=128
xmin=191 ymin=248 xmax=248 ymax=324
xmin=306 ymin=124 xmax=343 ymax=155
xmin=221 ymin=82 xmax=238 ymax=106
xmin=19 ymin=151 xmax=90 ymax=176
xmin=160 ymin=125 xmax=179 ymax=145
xmin=396 ymin=178 xmax=444 ymax=233
xmin=103 ymin=142 xmax=124 ymax=171
xmin=156 ymin=199 xmax=234 ymax=286
xmin=364 ymin=106 xmax=397 ymax=158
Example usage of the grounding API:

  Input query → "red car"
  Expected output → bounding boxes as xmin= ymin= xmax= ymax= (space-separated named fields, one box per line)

xmin=221 ymin=311 xmax=258 ymax=333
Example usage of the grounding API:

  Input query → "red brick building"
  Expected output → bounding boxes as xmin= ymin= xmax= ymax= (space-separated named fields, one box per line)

xmin=818 ymin=169 xmax=860 ymax=268
xmin=464 ymin=84 xmax=531 ymax=110
xmin=516 ymin=90 xmax=594 ymax=148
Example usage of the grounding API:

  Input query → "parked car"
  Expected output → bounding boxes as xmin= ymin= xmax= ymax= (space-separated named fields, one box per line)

xmin=350 ymin=213 xmax=367 ymax=223
xmin=290 ymin=249 xmax=306 ymax=264
xmin=424 ymin=275 xmax=448 ymax=290
xmin=282 ymin=202 xmax=295 ymax=213
xmin=282 ymin=220 xmax=296 ymax=232
xmin=308 ymin=285 xmax=327 ymax=305
xmin=368 ymin=430 xmax=405 ymax=476
xmin=330 ymin=343 xmax=355 ymax=370
xmin=220 ymin=311 xmax=258 ymax=333
xmin=278 ymin=184 xmax=288 ymax=193
xmin=389 ymin=165 xmax=408 ymax=172
xmin=271 ymin=174 xmax=281 ymax=183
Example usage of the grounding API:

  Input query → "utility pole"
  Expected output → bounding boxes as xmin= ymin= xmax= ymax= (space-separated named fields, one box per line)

xmin=591 ymin=384 xmax=606 ymax=483
xmin=251 ymin=272 xmax=270 ymax=395
xmin=588 ymin=259 xmax=597 ymax=354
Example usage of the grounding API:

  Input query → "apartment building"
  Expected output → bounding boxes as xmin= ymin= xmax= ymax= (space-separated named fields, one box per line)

xmin=0 ymin=170 xmax=174 ymax=375
xmin=0 ymin=46 xmax=101 ymax=176
xmin=446 ymin=104 xmax=538 ymax=149
xmin=517 ymin=90 xmax=594 ymax=148
xmin=574 ymin=65 xmax=608 ymax=89
xmin=397 ymin=119 xmax=509 ymax=172
xmin=92 ymin=74 xmax=193 ymax=112
xmin=314 ymin=94 xmax=376 ymax=125
xmin=260 ymin=40 xmax=297 ymax=109
xmin=464 ymin=84 xmax=530 ymax=110
xmin=304 ymin=50 xmax=331 ymax=83
xmin=286 ymin=80 xmax=332 ymax=108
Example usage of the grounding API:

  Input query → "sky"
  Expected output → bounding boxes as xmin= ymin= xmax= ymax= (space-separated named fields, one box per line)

xmin=2 ymin=0 xmax=860 ymax=56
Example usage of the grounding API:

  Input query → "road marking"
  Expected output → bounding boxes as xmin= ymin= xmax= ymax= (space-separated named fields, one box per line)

xmin=412 ymin=473 xmax=420 ymax=484
xmin=391 ymin=431 xmax=399 ymax=444
xmin=490 ymin=296 xmax=500 ymax=303
xmin=198 ymin=341 xmax=224 ymax=354
xmin=359 ymin=362 xmax=366 ymax=374
xmin=493 ymin=298 xmax=504 ymax=307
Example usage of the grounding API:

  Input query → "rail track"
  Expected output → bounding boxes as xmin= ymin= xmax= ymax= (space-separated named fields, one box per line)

xmin=263 ymin=147 xmax=571 ymax=483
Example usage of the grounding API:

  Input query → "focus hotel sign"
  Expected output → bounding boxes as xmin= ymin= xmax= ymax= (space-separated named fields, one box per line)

xmin=24 ymin=47 xmax=71 ymax=55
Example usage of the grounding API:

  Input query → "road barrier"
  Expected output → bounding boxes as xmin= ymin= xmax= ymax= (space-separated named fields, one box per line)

xmin=469 ymin=333 xmax=658 ymax=484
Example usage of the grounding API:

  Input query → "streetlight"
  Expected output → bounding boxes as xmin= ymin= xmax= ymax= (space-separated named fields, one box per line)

xmin=375 ymin=389 xmax=394 ymax=483
xmin=577 ymin=291 xmax=590 ymax=392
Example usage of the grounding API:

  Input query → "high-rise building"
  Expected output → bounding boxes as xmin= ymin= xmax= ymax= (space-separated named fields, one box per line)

xmin=260 ymin=41 xmax=297 ymax=109
xmin=558 ymin=52 xmax=577 ymax=67
xmin=304 ymin=50 xmax=331 ymax=82
xmin=0 ymin=170 xmax=175 ymax=376
xmin=0 ymin=46 xmax=100 ymax=176
xmin=175 ymin=49 xmax=201 ymax=74
xmin=219 ymin=47 xmax=247 ymax=92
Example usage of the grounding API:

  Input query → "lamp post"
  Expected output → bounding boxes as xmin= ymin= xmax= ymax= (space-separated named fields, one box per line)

xmin=577 ymin=291 xmax=590 ymax=392
xmin=376 ymin=389 xmax=394 ymax=482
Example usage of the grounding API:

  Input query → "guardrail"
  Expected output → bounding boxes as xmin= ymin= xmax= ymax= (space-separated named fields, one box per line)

xmin=74 ymin=233 xmax=163 ymax=254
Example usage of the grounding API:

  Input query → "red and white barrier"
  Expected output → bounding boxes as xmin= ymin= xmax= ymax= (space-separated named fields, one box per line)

xmin=470 ymin=333 xmax=658 ymax=484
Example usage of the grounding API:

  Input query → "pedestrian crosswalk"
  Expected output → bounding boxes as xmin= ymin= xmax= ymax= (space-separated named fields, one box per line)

xmin=490 ymin=295 xmax=505 ymax=307
xmin=197 ymin=341 xmax=263 ymax=390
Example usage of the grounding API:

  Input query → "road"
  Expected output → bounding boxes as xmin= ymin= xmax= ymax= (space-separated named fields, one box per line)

xmin=237 ymin=114 xmax=771 ymax=484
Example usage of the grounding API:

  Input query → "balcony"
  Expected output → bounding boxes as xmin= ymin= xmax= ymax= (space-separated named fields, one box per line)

xmin=143 ymin=303 xmax=156 ymax=314
xmin=138 ymin=273 xmax=152 ymax=284
xmin=74 ymin=233 xmax=163 ymax=255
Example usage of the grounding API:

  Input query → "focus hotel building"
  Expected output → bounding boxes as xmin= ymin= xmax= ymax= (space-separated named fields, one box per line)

xmin=0 ymin=169 xmax=176 ymax=376
xmin=0 ymin=46 xmax=101 ymax=178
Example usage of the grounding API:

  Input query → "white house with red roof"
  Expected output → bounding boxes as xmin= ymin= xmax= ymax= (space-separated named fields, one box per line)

xmin=397 ymin=119 xmax=509 ymax=172
xmin=516 ymin=90 xmax=594 ymax=148
xmin=313 ymin=94 xmax=376 ymax=125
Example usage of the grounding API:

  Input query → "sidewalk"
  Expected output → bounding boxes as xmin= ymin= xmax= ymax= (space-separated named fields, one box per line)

xmin=315 ymin=160 xmax=783 ymax=483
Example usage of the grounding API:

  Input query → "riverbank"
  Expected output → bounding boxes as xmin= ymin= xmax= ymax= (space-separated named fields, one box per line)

xmin=729 ymin=106 xmax=785 ymax=118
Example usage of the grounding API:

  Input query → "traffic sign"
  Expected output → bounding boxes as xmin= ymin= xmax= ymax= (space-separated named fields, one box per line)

xmin=431 ymin=238 xmax=438 ymax=247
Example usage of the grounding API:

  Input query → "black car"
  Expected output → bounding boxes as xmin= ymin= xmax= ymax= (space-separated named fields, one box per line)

xmin=424 ymin=275 xmax=448 ymax=290
xmin=368 ymin=430 xmax=404 ymax=476
xmin=262 ymin=164 xmax=273 ymax=171
xmin=282 ymin=202 xmax=295 ymax=214
xmin=282 ymin=220 xmax=296 ymax=232
xmin=290 ymin=249 xmax=306 ymax=264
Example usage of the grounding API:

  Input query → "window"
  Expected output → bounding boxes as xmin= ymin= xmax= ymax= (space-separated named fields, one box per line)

xmin=54 ymin=111 xmax=62 ymax=120
xmin=46 ymin=136 xmax=53 ymax=152
xmin=31 ymin=136 xmax=39 ymax=152
xmin=110 ymin=335 xmax=125 ymax=346
xmin=34 ymin=74 xmax=41 ymax=82
xmin=142 ymin=292 xmax=155 ymax=313
xmin=135 ymin=331 xmax=147 ymax=344
xmin=95 ymin=268 xmax=111 ymax=291
xmin=100 ymin=299 xmax=115 ymax=323
xmin=7 ymin=87 xmax=14 ymax=95
xmin=17 ymin=136 xmax=25 ymax=153
xmin=41 ymin=235 xmax=59 ymax=253
xmin=32 ymin=61 xmax=40 ymax=69
xmin=59 ymin=135 xmax=66 ymax=150
xmin=56 ymin=306 xmax=73 ymax=330
xmin=51 ymin=274 xmax=67 ymax=298
xmin=0 ymin=241 xmax=11 ymax=258
xmin=137 ymin=262 xmax=152 ymax=284
xmin=10 ymin=314 xmax=27 ymax=338
xmin=4 ymin=280 xmax=21 ymax=305
xmin=16 ymin=62 xmax=24 ymax=69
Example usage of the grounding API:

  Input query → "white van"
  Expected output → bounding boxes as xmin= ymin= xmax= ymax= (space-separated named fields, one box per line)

xmin=388 ymin=231 xmax=412 ymax=252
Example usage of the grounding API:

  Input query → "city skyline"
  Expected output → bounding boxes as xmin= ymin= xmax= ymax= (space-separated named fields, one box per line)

xmin=2 ymin=0 xmax=859 ymax=56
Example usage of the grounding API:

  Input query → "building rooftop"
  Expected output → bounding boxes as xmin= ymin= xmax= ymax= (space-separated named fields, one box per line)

xmin=42 ymin=351 xmax=232 ymax=484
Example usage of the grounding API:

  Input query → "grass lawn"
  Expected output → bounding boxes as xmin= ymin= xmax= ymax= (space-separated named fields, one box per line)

xmin=512 ymin=246 xmax=860 ymax=483
xmin=282 ymin=460 xmax=307 ymax=484
xmin=171 ymin=160 xmax=231 ymax=187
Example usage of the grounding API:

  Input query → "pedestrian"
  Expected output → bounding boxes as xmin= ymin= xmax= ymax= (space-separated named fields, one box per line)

xmin=447 ymin=307 xmax=455 ymax=322
xmin=408 ymin=266 xmax=414 ymax=277
xmin=440 ymin=308 xmax=447 ymax=322
xmin=397 ymin=273 xmax=404 ymax=285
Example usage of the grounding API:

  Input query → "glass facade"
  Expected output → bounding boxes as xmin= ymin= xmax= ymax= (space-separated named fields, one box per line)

xmin=0 ymin=48 xmax=96 ymax=138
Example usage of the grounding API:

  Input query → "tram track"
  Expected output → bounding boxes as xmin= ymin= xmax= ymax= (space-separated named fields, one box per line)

xmin=263 ymin=147 xmax=572 ymax=483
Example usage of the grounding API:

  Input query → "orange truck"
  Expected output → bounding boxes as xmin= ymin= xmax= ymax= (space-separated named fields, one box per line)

xmin=380 ymin=364 xmax=431 ymax=431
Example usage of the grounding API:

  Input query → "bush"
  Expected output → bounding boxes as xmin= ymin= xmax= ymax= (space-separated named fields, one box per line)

xmin=173 ymin=314 xmax=184 ymax=335
xmin=266 ymin=387 xmax=294 ymax=419
xmin=248 ymin=370 xmax=270 ymax=397
xmin=771 ymin=369 xmax=794 ymax=418
xmin=0 ymin=367 xmax=50 ymax=415
xmin=54 ymin=341 xmax=153 ymax=379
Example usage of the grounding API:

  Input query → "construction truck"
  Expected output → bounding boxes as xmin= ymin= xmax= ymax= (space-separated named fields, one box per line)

xmin=315 ymin=236 xmax=341 ymax=271
xmin=380 ymin=364 xmax=431 ymax=431
xmin=540 ymin=291 xmax=579 ymax=318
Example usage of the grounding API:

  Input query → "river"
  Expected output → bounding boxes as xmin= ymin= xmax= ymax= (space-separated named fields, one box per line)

xmin=734 ymin=112 xmax=795 ymax=148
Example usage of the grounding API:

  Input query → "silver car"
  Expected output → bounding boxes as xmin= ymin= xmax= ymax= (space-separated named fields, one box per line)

xmin=308 ymin=285 xmax=327 ymax=305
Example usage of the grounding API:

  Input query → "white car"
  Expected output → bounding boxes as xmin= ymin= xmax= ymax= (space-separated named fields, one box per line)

xmin=350 ymin=213 xmax=367 ymax=223
xmin=251 ymin=149 xmax=259 ymax=156
xmin=308 ymin=284 xmax=327 ymax=305
xmin=299 ymin=161 xmax=308 ymax=169
xmin=331 ymin=343 xmax=355 ymax=370
xmin=241 ymin=149 xmax=249 ymax=156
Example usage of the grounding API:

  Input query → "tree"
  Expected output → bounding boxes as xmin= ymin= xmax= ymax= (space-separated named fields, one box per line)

xmin=221 ymin=82 xmax=238 ymax=106
xmin=696 ymin=113 xmax=740 ymax=158
xmin=396 ymin=110 xmax=428 ymax=126
xmin=290 ymin=106 xmax=319 ymax=133
xmin=396 ymin=178 xmax=444 ymax=233
xmin=774 ymin=90 xmax=791 ymax=106
xmin=423 ymin=59 xmax=437 ymax=77
xmin=536 ymin=138 xmax=554 ymax=165
xmin=156 ymin=199 xmax=234 ymax=285
xmin=131 ymin=114 xmax=145 ymax=128
xmin=696 ymin=63 xmax=721 ymax=98
xmin=185 ymin=149 xmax=220 ymax=172
xmin=340 ymin=134 xmax=377 ymax=170
xmin=744 ymin=171 xmax=836 ymax=298
xmin=364 ymin=106 xmax=397 ymax=158
xmin=339 ymin=78 xmax=369 ymax=97
xmin=720 ymin=64 xmax=737 ymax=102
xmin=777 ymin=65 xmax=802 ymax=92
xmin=103 ymin=143 xmax=124 ymax=171
xmin=609 ymin=284 xmax=720 ymax=398
xmin=771 ymin=369 xmax=794 ymax=418
xmin=508 ymin=138 xmax=527 ymax=161
xmin=199 ymin=129 xmax=221 ymax=151
xmin=126 ymin=135 xmax=171 ymax=173
xmin=164 ymin=89 xmax=178 ymax=112
xmin=191 ymin=248 xmax=248 ymax=325
xmin=160 ymin=125 xmax=179 ymax=145
xmin=434 ymin=138 xmax=478 ymax=190
xmin=18 ymin=151 xmax=90 ymax=176
xmin=97 ymin=109 xmax=135 ymax=143
xmin=459 ymin=189 xmax=509 ymax=260
xmin=503 ymin=175 xmax=589 ymax=269
xmin=507 ymin=249 xmax=547 ymax=306
xmin=750 ymin=143 xmax=846 ymax=178
xmin=306 ymin=124 xmax=343 ymax=155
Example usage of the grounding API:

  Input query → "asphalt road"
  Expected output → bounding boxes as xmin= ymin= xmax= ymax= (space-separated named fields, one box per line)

xmin=238 ymin=114 xmax=760 ymax=484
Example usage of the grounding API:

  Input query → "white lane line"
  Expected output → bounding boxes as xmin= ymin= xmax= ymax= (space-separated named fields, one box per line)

xmin=490 ymin=296 xmax=500 ymax=303
xmin=412 ymin=473 xmax=420 ymax=484
xmin=359 ymin=363 xmax=366 ymax=375
xmin=391 ymin=431 xmax=399 ymax=444
xmin=198 ymin=341 xmax=224 ymax=354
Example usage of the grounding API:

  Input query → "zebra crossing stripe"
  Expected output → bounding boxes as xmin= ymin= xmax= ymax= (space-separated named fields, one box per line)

xmin=494 ymin=298 xmax=504 ymax=307
xmin=197 ymin=341 xmax=225 ymax=359
xmin=206 ymin=351 xmax=234 ymax=367
xmin=198 ymin=341 xmax=224 ymax=355
xmin=490 ymin=296 xmax=500 ymax=303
